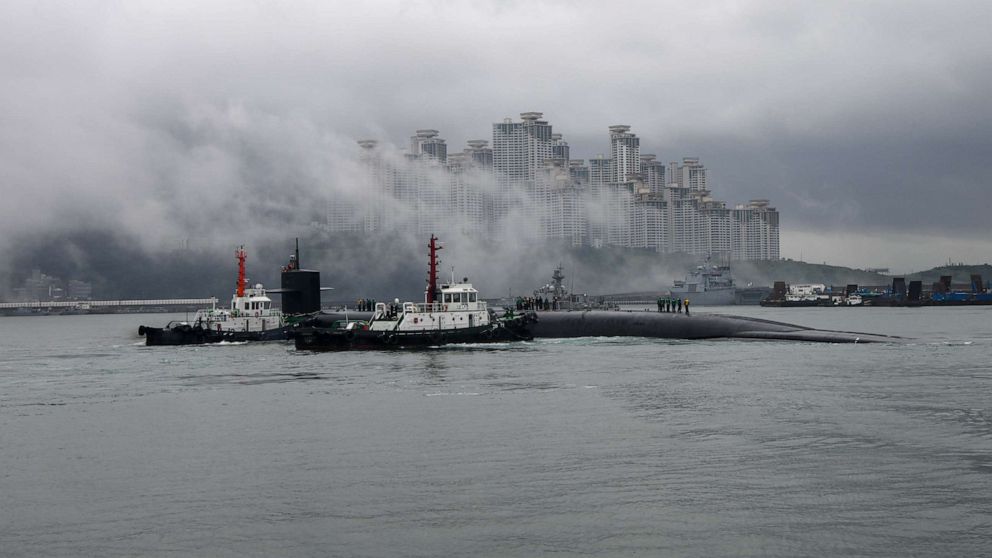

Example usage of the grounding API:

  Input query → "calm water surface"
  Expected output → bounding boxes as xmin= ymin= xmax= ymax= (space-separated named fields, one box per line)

xmin=2 ymin=307 xmax=991 ymax=556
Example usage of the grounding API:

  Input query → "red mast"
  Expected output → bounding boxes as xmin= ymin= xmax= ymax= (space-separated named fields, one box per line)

xmin=235 ymin=245 xmax=247 ymax=297
xmin=426 ymin=235 xmax=442 ymax=303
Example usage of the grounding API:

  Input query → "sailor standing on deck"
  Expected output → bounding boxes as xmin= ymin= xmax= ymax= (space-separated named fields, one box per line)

xmin=684 ymin=298 xmax=690 ymax=316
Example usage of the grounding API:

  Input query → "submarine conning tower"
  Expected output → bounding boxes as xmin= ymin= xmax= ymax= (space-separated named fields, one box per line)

xmin=280 ymin=239 xmax=322 ymax=315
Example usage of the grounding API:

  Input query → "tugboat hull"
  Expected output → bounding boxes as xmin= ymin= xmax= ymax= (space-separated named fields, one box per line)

xmin=139 ymin=324 xmax=292 ymax=346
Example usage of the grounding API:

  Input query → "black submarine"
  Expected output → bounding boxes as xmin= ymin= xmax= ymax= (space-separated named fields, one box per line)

xmin=527 ymin=310 xmax=897 ymax=343
xmin=299 ymin=309 xmax=896 ymax=345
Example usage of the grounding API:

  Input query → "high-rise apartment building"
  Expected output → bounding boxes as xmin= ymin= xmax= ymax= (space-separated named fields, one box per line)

xmin=732 ymin=200 xmax=780 ymax=260
xmin=447 ymin=152 xmax=487 ymax=238
xmin=328 ymin=139 xmax=383 ymax=233
xmin=699 ymin=198 xmax=732 ymax=259
xmin=671 ymin=157 xmax=706 ymax=191
xmin=551 ymin=133 xmax=570 ymax=162
xmin=493 ymin=113 xmax=546 ymax=221
xmin=609 ymin=125 xmax=640 ymax=184
xmin=640 ymin=154 xmax=666 ymax=194
xmin=410 ymin=129 xmax=447 ymax=163
xmin=464 ymin=140 xmax=494 ymax=169
xmin=632 ymin=190 xmax=668 ymax=252
xmin=492 ymin=112 xmax=553 ymax=184
xmin=537 ymin=159 xmax=586 ymax=246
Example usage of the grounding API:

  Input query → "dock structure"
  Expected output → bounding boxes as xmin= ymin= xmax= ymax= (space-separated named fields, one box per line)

xmin=0 ymin=298 xmax=218 ymax=311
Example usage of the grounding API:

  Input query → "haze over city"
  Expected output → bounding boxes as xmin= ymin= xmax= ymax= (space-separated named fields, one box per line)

xmin=2 ymin=0 xmax=990 ymax=276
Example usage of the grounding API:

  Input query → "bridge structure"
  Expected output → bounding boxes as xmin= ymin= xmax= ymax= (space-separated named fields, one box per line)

xmin=0 ymin=298 xmax=219 ymax=311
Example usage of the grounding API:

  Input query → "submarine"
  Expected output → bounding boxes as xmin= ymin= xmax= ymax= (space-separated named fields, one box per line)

xmin=301 ymin=309 xmax=897 ymax=344
xmin=527 ymin=310 xmax=898 ymax=343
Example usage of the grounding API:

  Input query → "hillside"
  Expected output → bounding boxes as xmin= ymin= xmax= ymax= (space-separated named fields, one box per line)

xmin=731 ymin=259 xmax=889 ymax=288
xmin=731 ymin=260 xmax=992 ymax=290
xmin=905 ymin=264 xmax=992 ymax=287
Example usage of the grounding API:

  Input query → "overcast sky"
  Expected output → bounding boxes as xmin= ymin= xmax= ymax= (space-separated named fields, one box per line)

xmin=2 ymin=0 xmax=990 ymax=273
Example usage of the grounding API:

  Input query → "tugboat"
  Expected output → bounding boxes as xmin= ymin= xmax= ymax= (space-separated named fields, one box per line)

xmin=292 ymin=235 xmax=535 ymax=351
xmin=138 ymin=241 xmax=323 ymax=345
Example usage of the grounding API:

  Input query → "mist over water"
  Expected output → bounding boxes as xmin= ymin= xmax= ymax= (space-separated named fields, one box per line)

xmin=2 ymin=307 xmax=990 ymax=556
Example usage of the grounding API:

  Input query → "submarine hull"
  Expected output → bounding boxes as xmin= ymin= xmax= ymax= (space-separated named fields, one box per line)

xmin=529 ymin=310 xmax=898 ymax=343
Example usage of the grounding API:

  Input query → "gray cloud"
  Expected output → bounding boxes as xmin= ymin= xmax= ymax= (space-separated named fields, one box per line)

xmin=1 ymin=0 xmax=990 ymax=275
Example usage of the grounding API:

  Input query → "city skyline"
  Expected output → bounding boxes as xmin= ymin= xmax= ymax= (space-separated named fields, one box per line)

xmin=335 ymin=114 xmax=779 ymax=262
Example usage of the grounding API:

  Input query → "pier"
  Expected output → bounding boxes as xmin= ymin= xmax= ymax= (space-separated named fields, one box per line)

xmin=0 ymin=298 xmax=219 ymax=314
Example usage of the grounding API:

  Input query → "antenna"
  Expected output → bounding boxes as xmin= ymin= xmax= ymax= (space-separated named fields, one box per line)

xmin=295 ymin=238 xmax=301 ymax=269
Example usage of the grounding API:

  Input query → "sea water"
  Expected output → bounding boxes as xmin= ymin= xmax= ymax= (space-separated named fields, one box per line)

xmin=1 ymin=307 xmax=990 ymax=556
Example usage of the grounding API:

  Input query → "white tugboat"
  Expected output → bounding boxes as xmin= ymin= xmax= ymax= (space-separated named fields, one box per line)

xmin=187 ymin=246 xmax=285 ymax=335
xmin=139 ymin=244 xmax=318 ymax=345
xmin=293 ymin=235 xmax=534 ymax=350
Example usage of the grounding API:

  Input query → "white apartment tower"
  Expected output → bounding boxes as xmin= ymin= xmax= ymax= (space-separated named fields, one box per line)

xmin=521 ymin=112 xmax=553 ymax=180
xmin=493 ymin=112 xmax=554 ymax=183
xmin=633 ymin=189 xmax=668 ymax=252
xmin=669 ymin=157 xmax=707 ymax=191
xmin=640 ymin=154 xmax=666 ymax=194
xmin=699 ymin=198 xmax=732 ymax=259
xmin=732 ymin=200 xmax=780 ymax=260
xmin=410 ymin=129 xmax=447 ymax=163
xmin=585 ymin=155 xmax=613 ymax=248
xmin=446 ymin=152 xmax=487 ymax=238
xmin=551 ymin=133 xmax=570 ymax=162
xmin=327 ymin=139 xmax=381 ymax=233
xmin=492 ymin=112 xmax=555 ymax=224
xmin=609 ymin=125 xmax=640 ymax=184
xmin=464 ymin=139 xmax=494 ymax=169
xmin=538 ymin=159 xmax=586 ymax=246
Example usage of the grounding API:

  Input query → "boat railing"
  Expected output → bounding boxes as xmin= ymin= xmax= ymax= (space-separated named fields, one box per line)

xmin=403 ymin=301 xmax=488 ymax=313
